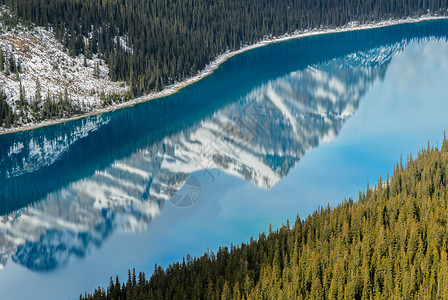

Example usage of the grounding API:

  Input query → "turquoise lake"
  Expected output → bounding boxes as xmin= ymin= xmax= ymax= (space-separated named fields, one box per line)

xmin=1 ymin=20 xmax=448 ymax=299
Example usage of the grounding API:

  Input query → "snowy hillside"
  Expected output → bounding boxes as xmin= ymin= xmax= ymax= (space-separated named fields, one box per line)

xmin=0 ymin=9 xmax=128 ymax=130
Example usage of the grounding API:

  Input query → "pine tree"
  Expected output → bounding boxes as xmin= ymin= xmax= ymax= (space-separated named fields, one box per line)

xmin=94 ymin=61 xmax=100 ymax=78
xmin=0 ymin=48 xmax=4 ymax=71
xmin=35 ymin=78 xmax=41 ymax=102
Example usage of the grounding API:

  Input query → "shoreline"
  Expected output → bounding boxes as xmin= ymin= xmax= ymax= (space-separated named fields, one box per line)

xmin=1 ymin=14 xmax=447 ymax=136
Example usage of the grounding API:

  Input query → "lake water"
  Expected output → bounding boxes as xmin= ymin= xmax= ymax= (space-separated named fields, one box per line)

xmin=1 ymin=20 xmax=448 ymax=299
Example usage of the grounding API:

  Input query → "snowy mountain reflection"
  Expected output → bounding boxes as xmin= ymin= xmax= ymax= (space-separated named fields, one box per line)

xmin=0 ymin=39 xmax=407 ymax=271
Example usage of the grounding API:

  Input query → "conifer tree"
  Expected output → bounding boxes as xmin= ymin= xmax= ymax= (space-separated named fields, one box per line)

xmin=0 ymin=48 xmax=4 ymax=71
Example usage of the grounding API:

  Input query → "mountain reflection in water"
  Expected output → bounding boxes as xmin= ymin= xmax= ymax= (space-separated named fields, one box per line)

xmin=0 ymin=42 xmax=403 ymax=272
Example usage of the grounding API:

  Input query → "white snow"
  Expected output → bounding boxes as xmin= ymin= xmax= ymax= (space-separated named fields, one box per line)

xmin=0 ymin=8 xmax=128 ymax=132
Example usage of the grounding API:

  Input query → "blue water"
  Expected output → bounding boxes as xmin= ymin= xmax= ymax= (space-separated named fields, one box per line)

xmin=1 ymin=20 xmax=448 ymax=299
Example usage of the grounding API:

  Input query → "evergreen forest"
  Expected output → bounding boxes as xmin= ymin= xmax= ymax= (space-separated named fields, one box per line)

xmin=1 ymin=0 xmax=448 ymax=100
xmin=80 ymin=136 xmax=448 ymax=299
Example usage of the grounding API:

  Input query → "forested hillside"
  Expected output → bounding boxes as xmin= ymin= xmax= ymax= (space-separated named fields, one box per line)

xmin=1 ymin=0 xmax=448 ymax=129
xmin=80 ymin=135 xmax=448 ymax=299
xmin=2 ymin=0 xmax=447 ymax=97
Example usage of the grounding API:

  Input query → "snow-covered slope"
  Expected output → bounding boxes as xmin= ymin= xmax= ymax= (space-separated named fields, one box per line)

xmin=0 ymin=9 xmax=128 ymax=125
xmin=0 ymin=43 xmax=402 ymax=271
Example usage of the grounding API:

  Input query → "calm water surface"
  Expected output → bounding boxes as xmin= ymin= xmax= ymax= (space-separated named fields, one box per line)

xmin=1 ymin=20 xmax=448 ymax=299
